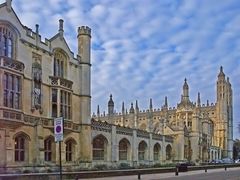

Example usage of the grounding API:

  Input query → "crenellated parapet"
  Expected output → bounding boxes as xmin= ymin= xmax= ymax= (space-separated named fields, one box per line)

xmin=78 ymin=26 xmax=91 ymax=37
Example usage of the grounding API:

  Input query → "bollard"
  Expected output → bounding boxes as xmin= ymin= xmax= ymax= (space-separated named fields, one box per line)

xmin=175 ymin=167 xmax=179 ymax=176
xmin=138 ymin=172 xmax=141 ymax=180
xmin=205 ymin=167 xmax=207 ymax=172
xmin=225 ymin=166 xmax=227 ymax=171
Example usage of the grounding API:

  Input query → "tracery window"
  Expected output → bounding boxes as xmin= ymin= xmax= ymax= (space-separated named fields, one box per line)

xmin=138 ymin=141 xmax=147 ymax=161
xmin=92 ymin=135 xmax=107 ymax=160
xmin=44 ymin=137 xmax=53 ymax=161
xmin=51 ymin=89 xmax=71 ymax=119
xmin=66 ymin=140 xmax=75 ymax=162
xmin=119 ymin=139 xmax=129 ymax=160
xmin=53 ymin=51 xmax=66 ymax=78
xmin=0 ymin=26 xmax=14 ymax=58
xmin=14 ymin=134 xmax=29 ymax=162
xmin=3 ymin=72 xmax=21 ymax=109
xmin=60 ymin=90 xmax=71 ymax=119
xmin=153 ymin=143 xmax=161 ymax=161
xmin=166 ymin=144 xmax=172 ymax=160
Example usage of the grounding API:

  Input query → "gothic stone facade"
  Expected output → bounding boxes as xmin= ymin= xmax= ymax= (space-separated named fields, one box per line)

xmin=0 ymin=0 xmax=234 ymax=173
xmin=0 ymin=1 xmax=175 ymax=173
xmin=95 ymin=67 xmax=233 ymax=163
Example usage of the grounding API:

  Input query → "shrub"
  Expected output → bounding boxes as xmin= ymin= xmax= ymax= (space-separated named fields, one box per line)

xmin=94 ymin=164 xmax=108 ymax=170
xmin=119 ymin=163 xmax=131 ymax=169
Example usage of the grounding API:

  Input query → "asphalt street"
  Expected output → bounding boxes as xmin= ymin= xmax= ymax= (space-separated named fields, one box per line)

xmin=82 ymin=167 xmax=240 ymax=180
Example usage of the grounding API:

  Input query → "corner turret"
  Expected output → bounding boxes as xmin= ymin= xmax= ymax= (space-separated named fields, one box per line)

xmin=78 ymin=26 xmax=91 ymax=64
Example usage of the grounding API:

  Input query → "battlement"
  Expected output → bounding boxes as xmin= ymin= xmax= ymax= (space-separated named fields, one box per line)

xmin=24 ymin=26 xmax=50 ymax=47
xmin=78 ymin=26 xmax=91 ymax=36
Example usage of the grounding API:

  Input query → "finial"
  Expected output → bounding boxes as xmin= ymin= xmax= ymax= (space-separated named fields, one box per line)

xmin=220 ymin=66 xmax=223 ymax=72
xmin=97 ymin=105 xmax=100 ymax=115
xmin=108 ymin=94 xmax=114 ymax=106
xmin=122 ymin=102 xmax=125 ymax=113
xmin=35 ymin=24 xmax=39 ymax=34
xmin=197 ymin=92 xmax=201 ymax=107
xmin=218 ymin=66 xmax=225 ymax=78
xmin=207 ymin=100 xmax=209 ymax=106
xmin=164 ymin=96 xmax=168 ymax=107
xmin=184 ymin=78 xmax=187 ymax=82
xmin=130 ymin=103 xmax=134 ymax=113
xmin=59 ymin=19 xmax=64 ymax=31
xmin=135 ymin=100 xmax=139 ymax=110
xmin=59 ymin=19 xmax=64 ymax=38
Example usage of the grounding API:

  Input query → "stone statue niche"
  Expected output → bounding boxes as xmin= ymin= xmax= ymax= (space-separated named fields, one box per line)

xmin=32 ymin=54 xmax=42 ymax=112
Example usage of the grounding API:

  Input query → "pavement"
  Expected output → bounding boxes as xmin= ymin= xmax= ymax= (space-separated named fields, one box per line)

xmin=80 ymin=167 xmax=240 ymax=180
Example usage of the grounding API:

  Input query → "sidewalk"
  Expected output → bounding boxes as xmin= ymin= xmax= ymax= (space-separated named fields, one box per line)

xmin=80 ymin=167 xmax=240 ymax=180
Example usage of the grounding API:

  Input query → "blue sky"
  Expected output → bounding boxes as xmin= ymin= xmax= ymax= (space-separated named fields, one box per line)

xmin=2 ymin=0 xmax=240 ymax=138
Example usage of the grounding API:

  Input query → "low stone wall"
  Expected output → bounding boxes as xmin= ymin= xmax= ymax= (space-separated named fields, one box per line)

xmin=0 ymin=164 xmax=239 ymax=180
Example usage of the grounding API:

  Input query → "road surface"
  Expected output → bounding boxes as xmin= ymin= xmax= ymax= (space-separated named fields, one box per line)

xmin=81 ymin=167 xmax=240 ymax=180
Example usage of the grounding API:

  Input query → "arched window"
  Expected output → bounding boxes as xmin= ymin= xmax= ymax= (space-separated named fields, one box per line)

xmin=44 ymin=137 xmax=53 ymax=161
xmin=119 ymin=139 xmax=130 ymax=161
xmin=166 ymin=144 xmax=172 ymax=160
xmin=0 ymin=25 xmax=15 ymax=58
xmin=153 ymin=143 xmax=161 ymax=161
xmin=92 ymin=135 xmax=108 ymax=160
xmin=7 ymin=38 xmax=12 ymax=58
xmin=138 ymin=141 xmax=147 ymax=161
xmin=14 ymin=133 xmax=29 ymax=162
xmin=15 ymin=136 xmax=25 ymax=161
xmin=3 ymin=72 xmax=21 ymax=109
xmin=66 ymin=140 xmax=74 ymax=162
xmin=53 ymin=51 xmax=67 ymax=78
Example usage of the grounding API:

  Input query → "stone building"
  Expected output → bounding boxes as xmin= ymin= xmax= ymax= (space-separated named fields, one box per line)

xmin=0 ymin=0 xmax=175 ymax=173
xmin=95 ymin=66 xmax=233 ymax=163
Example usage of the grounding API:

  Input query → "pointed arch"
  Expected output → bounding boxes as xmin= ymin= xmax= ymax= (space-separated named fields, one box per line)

xmin=13 ymin=132 xmax=30 ymax=162
xmin=44 ymin=135 xmax=55 ymax=162
xmin=65 ymin=137 xmax=76 ymax=162
xmin=166 ymin=144 xmax=172 ymax=160
xmin=92 ymin=134 xmax=108 ymax=160
xmin=138 ymin=140 xmax=148 ymax=161
xmin=153 ymin=143 xmax=161 ymax=161
xmin=119 ymin=138 xmax=131 ymax=161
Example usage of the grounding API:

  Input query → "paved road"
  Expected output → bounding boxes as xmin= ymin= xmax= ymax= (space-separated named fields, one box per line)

xmin=81 ymin=167 xmax=240 ymax=180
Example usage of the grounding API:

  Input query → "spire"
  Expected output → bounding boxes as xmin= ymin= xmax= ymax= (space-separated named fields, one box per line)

xmin=97 ymin=105 xmax=100 ymax=116
xmin=197 ymin=92 xmax=201 ymax=107
xmin=129 ymin=103 xmax=134 ymax=113
xmin=207 ymin=100 xmax=209 ymax=106
xmin=122 ymin=102 xmax=125 ymax=114
xmin=108 ymin=94 xmax=114 ymax=115
xmin=135 ymin=100 xmax=139 ymax=111
xmin=58 ymin=19 xmax=64 ymax=39
xmin=164 ymin=96 xmax=168 ymax=108
xmin=108 ymin=94 xmax=114 ymax=106
xmin=183 ymin=78 xmax=189 ymax=90
xmin=182 ymin=78 xmax=189 ymax=102
xmin=149 ymin=98 xmax=153 ymax=110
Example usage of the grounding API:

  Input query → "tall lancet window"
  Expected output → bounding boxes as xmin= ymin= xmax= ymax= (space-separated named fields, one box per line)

xmin=32 ymin=53 xmax=42 ymax=112
xmin=0 ymin=25 xmax=15 ymax=58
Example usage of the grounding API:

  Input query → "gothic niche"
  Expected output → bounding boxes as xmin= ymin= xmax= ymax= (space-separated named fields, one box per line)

xmin=32 ymin=54 xmax=42 ymax=113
